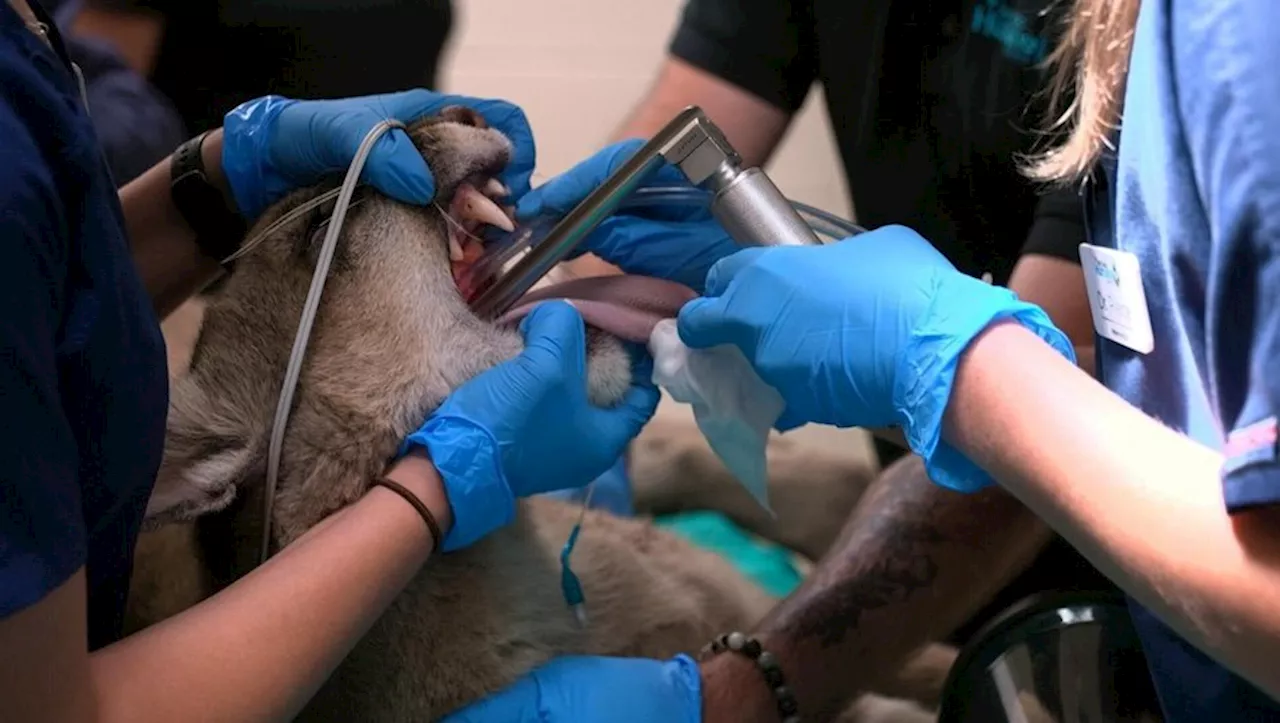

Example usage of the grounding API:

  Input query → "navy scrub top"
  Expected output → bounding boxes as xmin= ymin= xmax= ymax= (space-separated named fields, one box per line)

xmin=0 ymin=0 xmax=168 ymax=650
xmin=1085 ymin=0 xmax=1280 ymax=718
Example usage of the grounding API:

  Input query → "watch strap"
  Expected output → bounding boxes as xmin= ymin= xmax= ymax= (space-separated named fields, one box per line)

xmin=170 ymin=131 xmax=247 ymax=266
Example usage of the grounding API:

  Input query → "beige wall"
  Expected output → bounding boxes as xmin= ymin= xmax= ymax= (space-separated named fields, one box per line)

xmin=438 ymin=0 xmax=853 ymax=220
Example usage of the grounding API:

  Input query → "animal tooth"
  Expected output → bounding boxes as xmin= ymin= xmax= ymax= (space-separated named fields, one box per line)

xmin=447 ymin=230 xmax=465 ymax=261
xmin=461 ymin=186 xmax=516 ymax=232
xmin=483 ymin=178 xmax=509 ymax=198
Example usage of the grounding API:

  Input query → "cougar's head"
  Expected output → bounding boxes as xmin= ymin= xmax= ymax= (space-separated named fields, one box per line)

xmin=143 ymin=106 xmax=693 ymax=549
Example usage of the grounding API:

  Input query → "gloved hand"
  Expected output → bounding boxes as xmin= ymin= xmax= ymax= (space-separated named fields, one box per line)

xmin=441 ymin=655 xmax=702 ymax=723
xmin=402 ymin=301 xmax=660 ymax=550
xmin=515 ymin=138 xmax=741 ymax=293
xmin=221 ymin=90 xmax=535 ymax=220
xmin=677 ymin=225 xmax=1075 ymax=492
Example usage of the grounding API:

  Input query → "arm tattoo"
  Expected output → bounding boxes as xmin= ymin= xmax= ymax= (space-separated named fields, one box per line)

xmin=770 ymin=454 xmax=1028 ymax=649
xmin=786 ymin=514 xmax=946 ymax=646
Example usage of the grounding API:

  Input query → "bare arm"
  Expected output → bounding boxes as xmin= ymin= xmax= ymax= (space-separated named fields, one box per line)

xmin=1008 ymin=255 xmax=1095 ymax=376
xmin=869 ymin=255 xmax=1093 ymax=448
xmin=567 ymin=58 xmax=793 ymax=279
xmin=1 ymin=451 xmax=454 ymax=723
xmin=700 ymin=252 xmax=1094 ymax=722
xmin=613 ymin=58 xmax=792 ymax=166
xmin=118 ymin=130 xmax=231 ymax=319
xmin=701 ymin=454 xmax=1053 ymax=722
xmin=945 ymin=321 xmax=1280 ymax=699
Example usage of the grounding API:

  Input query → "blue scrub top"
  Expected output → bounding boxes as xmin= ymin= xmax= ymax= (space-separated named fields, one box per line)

xmin=0 ymin=1 xmax=168 ymax=649
xmin=1086 ymin=0 xmax=1280 ymax=718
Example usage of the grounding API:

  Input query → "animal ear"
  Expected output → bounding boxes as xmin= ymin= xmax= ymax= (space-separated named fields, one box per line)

xmin=143 ymin=445 xmax=252 ymax=529
xmin=142 ymin=380 xmax=258 ymax=530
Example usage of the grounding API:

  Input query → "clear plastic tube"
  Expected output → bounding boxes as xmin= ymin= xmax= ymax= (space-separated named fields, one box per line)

xmin=457 ymin=186 xmax=865 ymax=305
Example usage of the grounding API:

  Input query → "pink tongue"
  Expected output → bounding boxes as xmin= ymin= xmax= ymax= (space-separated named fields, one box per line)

xmin=497 ymin=275 xmax=698 ymax=343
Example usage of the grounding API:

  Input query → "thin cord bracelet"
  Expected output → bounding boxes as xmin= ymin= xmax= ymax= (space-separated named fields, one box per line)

xmin=374 ymin=477 xmax=443 ymax=554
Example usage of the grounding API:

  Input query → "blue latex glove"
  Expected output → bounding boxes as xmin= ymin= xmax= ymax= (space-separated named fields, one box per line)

xmin=221 ymin=90 xmax=535 ymax=220
xmin=515 ymin=138 xmax=741 ymax=293
xmin=441 ymin=655 xmax=702 ymax=723
xmin=677 ymin=225 xmax=1075 ymax=492
xmin=402 ymin=301 xmax=660 ymax=550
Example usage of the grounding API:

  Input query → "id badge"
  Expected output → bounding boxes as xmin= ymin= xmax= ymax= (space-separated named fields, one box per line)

xmin=1078 ymin=243 xmax=1154 ymax=354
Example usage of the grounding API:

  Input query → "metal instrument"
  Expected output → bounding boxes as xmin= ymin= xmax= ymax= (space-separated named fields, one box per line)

xmin=467 ymin=105 xmax=823 ymax=320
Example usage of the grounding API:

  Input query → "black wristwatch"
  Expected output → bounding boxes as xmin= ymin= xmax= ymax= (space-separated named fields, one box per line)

xmin=170 ymin=131 xmax=248 ymax=266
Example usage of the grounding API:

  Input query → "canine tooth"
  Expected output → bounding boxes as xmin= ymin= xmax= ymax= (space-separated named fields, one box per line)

xmin=447 ymin=230 xmax=465 ymax=261
xmin=460 ymin=186 xmax=516 ymax=232
xmin=484 ymin=178 xmax=509 ymax=198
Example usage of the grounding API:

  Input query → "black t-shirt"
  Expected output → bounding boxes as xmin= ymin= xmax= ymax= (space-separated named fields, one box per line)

xmin=669 ymin=0 xmax=1112 ymax=645
xmin=92 ymin=0 xmax=453 ymax=135
xmin=669 ymin=0 xmax=1082 ymax=281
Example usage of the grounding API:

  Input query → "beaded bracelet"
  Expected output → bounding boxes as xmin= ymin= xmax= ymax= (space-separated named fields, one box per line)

xmin=700 ymin=631 xmax=801 ymax=723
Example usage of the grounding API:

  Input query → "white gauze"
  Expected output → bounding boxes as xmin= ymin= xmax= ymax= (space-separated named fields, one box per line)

xmin=648 ymin=318 xmax=784 ymax=514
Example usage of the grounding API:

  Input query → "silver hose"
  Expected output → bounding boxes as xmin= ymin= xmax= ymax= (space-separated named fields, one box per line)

xmin=259 ymin=119 xmax=405 ymax=564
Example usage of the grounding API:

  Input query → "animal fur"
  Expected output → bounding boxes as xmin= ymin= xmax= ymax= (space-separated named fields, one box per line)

xmin=131 ymin=107 xmax=957 ymax=722
xmin=629 ymin=395 xmax=880 ymax=562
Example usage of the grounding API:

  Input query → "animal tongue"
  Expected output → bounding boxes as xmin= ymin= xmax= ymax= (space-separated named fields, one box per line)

xmin=497 ymin=275 xmax=698 ymax=344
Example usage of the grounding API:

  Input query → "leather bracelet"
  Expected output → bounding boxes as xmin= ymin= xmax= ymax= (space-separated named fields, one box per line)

xmin=374 ymin=477 xmax=443 ymax=553
xmin=700 ymin=632 xmax=801 ymax=723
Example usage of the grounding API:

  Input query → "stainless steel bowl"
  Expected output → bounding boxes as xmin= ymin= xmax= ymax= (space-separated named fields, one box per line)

xmin=938 ymin=591 xmax=1164 ymax=723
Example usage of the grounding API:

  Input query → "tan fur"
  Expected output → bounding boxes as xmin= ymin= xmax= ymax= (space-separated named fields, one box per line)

xmin=630 ymin=393 xmax=879 ymax=561
xmin=130 ymin=109 xmax=956 ymax=721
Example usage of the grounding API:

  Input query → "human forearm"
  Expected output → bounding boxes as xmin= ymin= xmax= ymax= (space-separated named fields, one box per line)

xmin=612 ymin=59 xmax=790 ymax=166
xmin=569 ymin=59 xmax=793 ymax=281
xmin=700 ymin=454 xmax=1050 ymax=722
xmin=946 ymin=321 xmax=1280 ymax=699
xmin=866 ymin=251 xmax=1094 ymax=451
xmin=866 ymin=335 xmax=1091 ymax=453
xmin=118 ymin=129 xmax=231 ymax=319
xmin=88 ymin=452 xmax=451 ymax=723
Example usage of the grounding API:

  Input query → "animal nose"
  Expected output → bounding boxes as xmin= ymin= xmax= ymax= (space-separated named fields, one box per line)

xmin=438 ymin=105 xmax=489 ymax=130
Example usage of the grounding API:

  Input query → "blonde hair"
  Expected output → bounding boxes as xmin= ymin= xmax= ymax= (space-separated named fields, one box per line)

xmin=1021 ymin=0 xmax=1142 ymax=185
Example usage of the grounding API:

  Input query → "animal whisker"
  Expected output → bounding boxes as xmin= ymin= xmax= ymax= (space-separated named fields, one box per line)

xmin=432 ymin=200 xmax=490 ymax=246
xmin=228 ymin=187 xmax=348 ymax=263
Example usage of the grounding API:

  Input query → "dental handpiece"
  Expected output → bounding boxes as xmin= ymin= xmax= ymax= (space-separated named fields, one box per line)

xmin=467 ymin=106 xmax=823 ymax=320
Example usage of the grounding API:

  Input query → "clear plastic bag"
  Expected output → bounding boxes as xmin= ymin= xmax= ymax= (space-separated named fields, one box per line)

xmin=648 ymin=319 xmax=784 ymax=514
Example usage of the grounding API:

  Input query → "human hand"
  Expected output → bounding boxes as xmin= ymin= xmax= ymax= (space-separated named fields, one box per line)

xmin=676 ymin=225 xmax=1074 ymax=491
xmin=515 ymin=138 xmax=741 ymax=292
xmin=441 ymin=654 xmax=702 ymax=723
xmin=402 ymin=301 xmax=659 ymax=550
xmin=221 ymin=90 xmax=535 ymax=220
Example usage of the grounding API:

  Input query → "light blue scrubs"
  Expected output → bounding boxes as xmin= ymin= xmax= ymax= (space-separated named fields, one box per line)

xmin=1085 ymin=0 xmax=1280 ymax=717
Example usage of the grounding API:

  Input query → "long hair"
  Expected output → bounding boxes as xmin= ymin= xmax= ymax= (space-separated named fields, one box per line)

xmin=1021 ymin=0 xmax=1142 ymax=184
